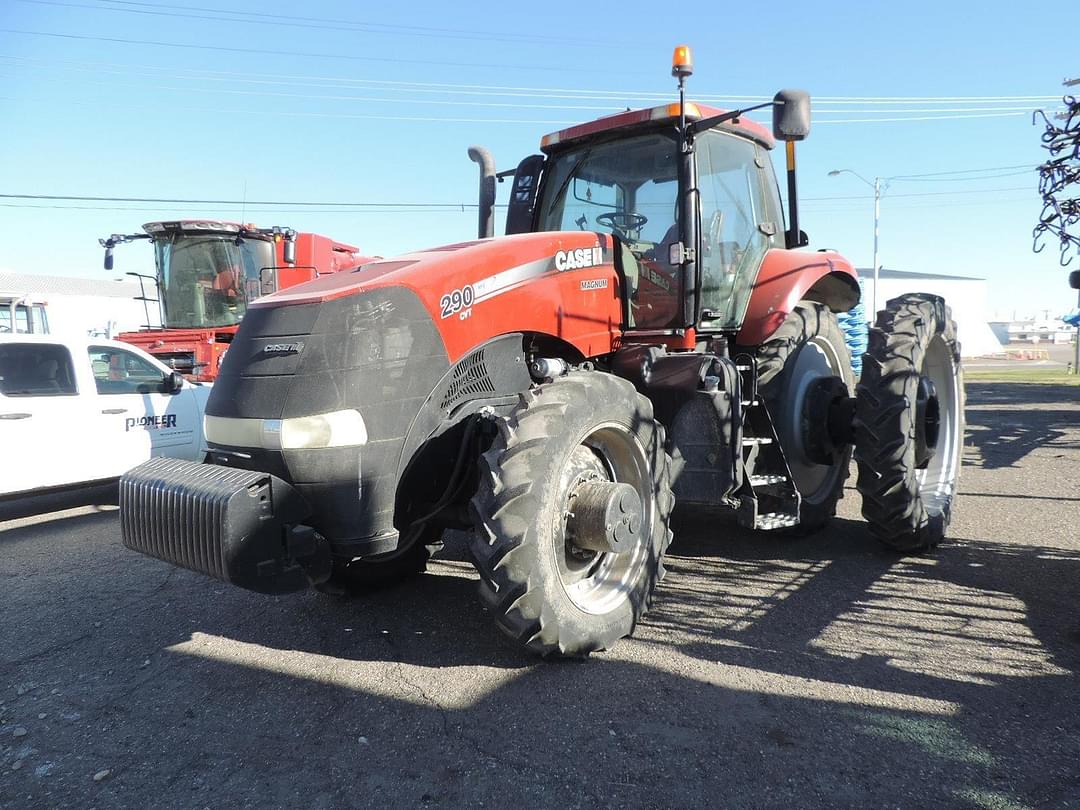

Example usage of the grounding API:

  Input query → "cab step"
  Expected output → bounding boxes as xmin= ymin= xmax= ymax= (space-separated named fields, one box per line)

xmin=736 ymin=394 xmax=801 ymax=532
xmin=749 ymin=474 xmax=787 ymax=487
xmin=742 ymin=436 xmax=772 ymax=446
xmin=755 ymin=512 xmax=800 ymax=531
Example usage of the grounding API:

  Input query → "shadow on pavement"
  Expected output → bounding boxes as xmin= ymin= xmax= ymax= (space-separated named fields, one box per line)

xmin=3 ymin=444 xmax=1080 ymax=807
xmin=964 ymin=382 xmax=1079 ymax=469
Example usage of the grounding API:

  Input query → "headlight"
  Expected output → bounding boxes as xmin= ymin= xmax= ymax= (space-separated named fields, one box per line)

xmin=204 ymin=409 xmax=368 ymax=450
xmin=280 ymin=410 xmax=368 ymax=449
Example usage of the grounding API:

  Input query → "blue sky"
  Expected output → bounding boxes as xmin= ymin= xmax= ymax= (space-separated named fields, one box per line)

xmin=1 ymin=0 xmax=1075 ymax=319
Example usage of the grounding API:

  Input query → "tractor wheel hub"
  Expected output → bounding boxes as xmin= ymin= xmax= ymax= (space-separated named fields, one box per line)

xmin=801 ymin=377 xmax=854 ymax=465
xmin=566 ymin=481 xmax=642 ymax=555
xmin=914 ymin=375 xmax=940 ymax=469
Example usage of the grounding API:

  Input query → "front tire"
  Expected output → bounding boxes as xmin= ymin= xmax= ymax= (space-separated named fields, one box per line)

xmin=855 ymin=294 xmax=964 ymax=551
xmin=468 ymin=372 xmax=673 ymax=657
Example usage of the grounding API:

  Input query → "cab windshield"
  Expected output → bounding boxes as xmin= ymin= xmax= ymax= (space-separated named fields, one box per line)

xmin=537 ymin=132 xmax=682 ymax=329
xmin=154 ymin=234 xmax=275 ymax=328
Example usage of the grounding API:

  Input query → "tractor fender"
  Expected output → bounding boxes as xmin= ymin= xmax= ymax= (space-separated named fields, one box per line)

xmin=393 ymin=333 xmax=535 ymax=532
xmin=736 ymin=249 xmax=861 ymax=346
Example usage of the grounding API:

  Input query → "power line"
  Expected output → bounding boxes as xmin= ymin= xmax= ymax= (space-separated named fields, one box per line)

xmin=0 ymin=49 xmax=1064 ymax=108
xmin=0 ymin=28 xmax=609 ymax=75
xmin=15 ymin=0 xmax=621 ymax=48
xmin=0 ymin=89 xmax=1046 ymax=128
xmin=89 ymin=0 xmax=605 ymax=46
xmin=815 ymin=111 xmax=1027 ymax=123
xmin=0 ymin=194 xmax=486 ymax=208
xmin=889 ymin=164 xmax=1038 ymax=180
xmin=0 ymin=202 xmax=486 ymax=214
xmin=0 ymin=30 xmax=1065 ymax=103
xmin=8 ymin=63 xmax=1051 ymax=116
xmin=0 ymin=186 xmax=1036 ymax=208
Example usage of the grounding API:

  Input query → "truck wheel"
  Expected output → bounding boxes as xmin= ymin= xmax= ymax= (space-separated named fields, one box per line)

xmin=468 ymin=372 xmax=673 ymax=657
xmin=855 ymin=294 xmax=964 ymax=551
xmin=319 ymin=530 xmax=442 ymax=594
xmin=756 ymin=302 xmax=854 ymax=532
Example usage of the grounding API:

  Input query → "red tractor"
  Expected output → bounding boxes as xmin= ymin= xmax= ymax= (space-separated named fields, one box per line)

xmin=100 ymin=220 xmax=369 ymax=381
xmin=119 ymin=47 xmax=964 ymax=657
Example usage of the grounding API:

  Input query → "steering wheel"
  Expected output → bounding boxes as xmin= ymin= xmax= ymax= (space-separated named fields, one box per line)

xmin=596 ymin=211 xmax=648 ymax=239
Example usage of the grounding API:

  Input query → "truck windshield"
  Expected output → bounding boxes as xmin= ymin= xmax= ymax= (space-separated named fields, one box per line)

xmin=154 ymin=234 xmax=275 ymax=328
xmin=537 ymin=132 xmax=681 ymax=329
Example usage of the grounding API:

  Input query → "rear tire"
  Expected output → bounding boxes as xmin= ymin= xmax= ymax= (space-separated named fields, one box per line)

xmin=855 ymin=294 xmax=964 ymax=551
xmin=756 ymin=302 xmax=854 ymax=533
xmin=468 ymin=372 xmax=673 ymax=657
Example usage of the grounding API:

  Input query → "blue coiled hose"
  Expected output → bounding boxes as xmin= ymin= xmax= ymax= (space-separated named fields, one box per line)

xmin=836 ymin=277 xmax=869 ymax=379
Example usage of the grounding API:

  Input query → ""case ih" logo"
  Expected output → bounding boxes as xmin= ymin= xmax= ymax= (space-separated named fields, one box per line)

xmin=555 ymin=247 xmax=602 ymax=272
xmin=263 ymin=342 xmax=305 ymax=354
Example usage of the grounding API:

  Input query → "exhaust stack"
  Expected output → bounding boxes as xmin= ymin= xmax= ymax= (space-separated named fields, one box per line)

xmin=468 ymin=145 xmax=496 ymax=239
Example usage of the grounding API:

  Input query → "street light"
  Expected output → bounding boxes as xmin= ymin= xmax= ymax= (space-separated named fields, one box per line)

xmin=828 ymin=169 xmax=890 ymax=316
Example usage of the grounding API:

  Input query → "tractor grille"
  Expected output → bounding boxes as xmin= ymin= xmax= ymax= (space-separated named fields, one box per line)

xmin=440 ymin=347 xmax=495 ymax=411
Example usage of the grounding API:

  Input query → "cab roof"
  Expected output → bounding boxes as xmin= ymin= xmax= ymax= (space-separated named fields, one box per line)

xmin=142 ymin=220 xmax=272 ymax=239
xmin=540 ymin=102 xmax=775 ymax=153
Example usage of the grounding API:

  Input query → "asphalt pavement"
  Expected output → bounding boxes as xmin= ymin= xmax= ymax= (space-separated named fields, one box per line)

xmin=1 ymin=382 xmax=1078 ymax=809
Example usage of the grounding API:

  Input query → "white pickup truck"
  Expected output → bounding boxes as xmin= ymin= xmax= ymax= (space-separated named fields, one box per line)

xmin=0 ymin=334 xmax=211 ymax=497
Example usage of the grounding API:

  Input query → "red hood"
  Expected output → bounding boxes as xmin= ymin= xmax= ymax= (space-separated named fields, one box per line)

xmin=252 ymin=231 xmax=625 ymax=362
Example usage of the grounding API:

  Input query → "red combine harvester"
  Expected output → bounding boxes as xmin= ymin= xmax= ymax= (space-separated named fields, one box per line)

xmin=100 ymin=221 xmax=368 ymax=381
xmin=119 ymin=47 xmax=964 ymax=657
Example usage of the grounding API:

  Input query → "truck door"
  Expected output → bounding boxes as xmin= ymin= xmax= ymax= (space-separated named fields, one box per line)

xmin=0 ymin=342 xmax=90 ymax=494
xmin=86 ymin=345 xmax=200 ymax=476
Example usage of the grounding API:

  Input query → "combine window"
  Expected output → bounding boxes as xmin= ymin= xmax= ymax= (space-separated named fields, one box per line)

xmin=0 ymin=303 xmax=49 ymax=334
xmin=154 ymin=235 xmax=275 ymax=329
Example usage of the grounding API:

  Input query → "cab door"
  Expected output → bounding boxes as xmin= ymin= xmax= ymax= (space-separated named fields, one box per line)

xmin=0 ymin=341 xmax=92 ymax=494
xmin=86 ymin=345 xmax=200 ymax=477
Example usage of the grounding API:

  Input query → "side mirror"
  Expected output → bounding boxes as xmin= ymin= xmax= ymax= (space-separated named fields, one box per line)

xmin=104 ymin=246 xmax=114 ymax=271
xmin=260 ymin=266 xmax=278 ymax=296
xmin=773 ymin=89 xmax=811 ymax=142
xmin=164 ymin=370 xmax=185 ymax=394
xmin=283 ymin=237 xmax=296 ymax=266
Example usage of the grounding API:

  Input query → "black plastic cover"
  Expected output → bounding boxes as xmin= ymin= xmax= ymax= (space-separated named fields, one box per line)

xmin=205 ymin=287 xmax=450 ymax=546
xmin=772 ymin=89 xmax=811 ymax=142
xmin=505 ymin=154 xmax=545 ymax=235
xmin=119 ymin=457 xmax=320 ymax=594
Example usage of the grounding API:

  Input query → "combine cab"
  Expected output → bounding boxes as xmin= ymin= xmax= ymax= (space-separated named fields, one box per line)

xmin=0 ymin=294 xmax=49 ymax=334
xmin=119 ymin=47 xmax=964 ymax=657
xmin=100 ymin=221 xmax=369 ymax=381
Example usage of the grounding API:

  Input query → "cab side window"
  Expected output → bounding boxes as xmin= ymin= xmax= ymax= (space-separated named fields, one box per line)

xmin=696 ymin=132 xmax=774 ymax=327
xmin=0 ymin=343 xmax=78 ymax=396
xmin=89 ymin=347 xmax=167 ymax=395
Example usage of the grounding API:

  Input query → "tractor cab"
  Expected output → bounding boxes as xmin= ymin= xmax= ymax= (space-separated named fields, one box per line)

xmin=529 ymin=106 xmax=784 ymax=332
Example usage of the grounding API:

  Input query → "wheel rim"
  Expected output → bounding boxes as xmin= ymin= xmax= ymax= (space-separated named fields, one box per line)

xmin=916 ymin=336 xmax=962 ymax=515
xmin=552 ymin=423 xmax=653 ymax=615
xmin=772 ymin=336 xmax=848 ymax=503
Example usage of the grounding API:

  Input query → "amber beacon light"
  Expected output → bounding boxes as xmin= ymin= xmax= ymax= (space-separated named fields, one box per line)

xmin=671 ymin=45 xmax=693 ymax=78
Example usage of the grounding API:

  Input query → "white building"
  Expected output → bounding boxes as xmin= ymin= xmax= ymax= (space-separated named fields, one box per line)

xmin=858 ymin=268 xmax=1003 ymax=358
xmin=988 ymin=318 xmax=1075 ymax=345
xmin=0 ymin=272 xmax=161 ymax=338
